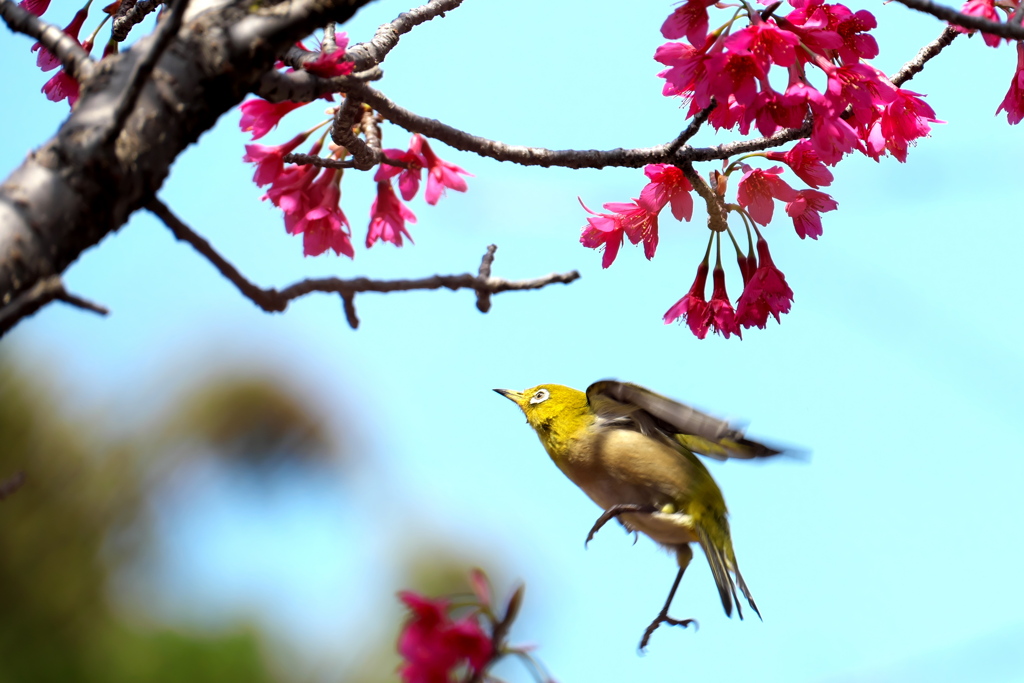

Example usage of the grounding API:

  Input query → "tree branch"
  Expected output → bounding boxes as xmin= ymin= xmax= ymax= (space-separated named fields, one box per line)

xmin=0 ymin=0 xmax=95 ymax=80
xmin=101 ymin=0 xmax=187 ymax=147
xmin=893 ymin=0 xmax=1024 ymax=39
xmin=890 ymin=26 xmax=959 ymax=87
xmin=345 ymin=0 xmax=465 ymax=71
xmin=681 ymin=163 xmax=729 ymax=233
xmin=148 ymin=199 xmax=580 ymax=329
xmin=112 ymin=0 xmax=162 ymax=42
xmin=0 ymin=275 xmax=109 ymax=338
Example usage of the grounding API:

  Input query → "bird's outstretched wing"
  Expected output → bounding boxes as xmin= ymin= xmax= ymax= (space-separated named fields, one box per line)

xmin=585 ymin=380 xmax=784 ymax=461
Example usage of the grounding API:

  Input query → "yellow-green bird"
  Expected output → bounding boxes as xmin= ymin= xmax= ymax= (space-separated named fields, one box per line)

xmin=494 ymin=380 xmax=785 ymax=649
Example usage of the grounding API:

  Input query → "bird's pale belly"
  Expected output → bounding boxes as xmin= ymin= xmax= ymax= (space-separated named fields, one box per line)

xmin=579 ymin=478 xmax=699 ymax=546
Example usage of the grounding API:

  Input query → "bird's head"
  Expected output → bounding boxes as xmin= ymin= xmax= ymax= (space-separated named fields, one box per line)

xmin=493 ymin=384 xmax=588 ymax=433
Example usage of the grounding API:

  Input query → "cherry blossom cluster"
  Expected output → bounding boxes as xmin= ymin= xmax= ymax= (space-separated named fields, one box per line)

xmin=396 ymin=570 xmax=550 ymax=683
xmin=580 ymin=0 xmax=948 ymax=339
xmin=20 ymin=0 xmax=119 ymax=106
xmin=953 ymin=0 xmax=1024 ymax=123
xmin=241 ymin=97 xmax=471 ymax=257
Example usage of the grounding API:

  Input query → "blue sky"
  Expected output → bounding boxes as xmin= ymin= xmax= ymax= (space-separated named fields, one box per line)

xmin=3 ymin=1 xmax=1024 ymax=682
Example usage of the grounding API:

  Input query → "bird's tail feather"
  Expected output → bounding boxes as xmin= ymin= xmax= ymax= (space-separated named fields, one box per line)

xmin=695 ymin=511 xmax=759 ymax=620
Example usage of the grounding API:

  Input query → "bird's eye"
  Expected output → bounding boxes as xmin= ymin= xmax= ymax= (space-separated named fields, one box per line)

xmin=530 ymin=389 xmax=550 ymax=404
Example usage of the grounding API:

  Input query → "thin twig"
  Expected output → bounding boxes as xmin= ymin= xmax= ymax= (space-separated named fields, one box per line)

xmin=331 ymin=96 xmax=379 ymax=169
xmin=282 ymin=153 xmax=360 ymax=169
xmin=475 ymin=244 xmax=497 ymax=313
xmin=890 ymin=26 xmax=959 ymax=87
xmin=148 ymin=199 xmax=580 ymax=329
xmin=0 ymin=275 xmax=109 ymax=338
xmin=259 ymin=16 xmax=954 ymax=172
xmin=101 ymin=0 xmax=186 ymax=147
xmin=0 ymin=0 xmax=95 ymax=80
xmin=893 ymin=0 xmax=1024 ymax=39
xmin=112 ymin=0 xmax=163 ymax=42
xmin=666 ymin=102 xmax=716 ymax=155
xmin=0 ymin=472 xmax=25 ymax=501
xmin=345 ymin=0 xmax=465 ymax=71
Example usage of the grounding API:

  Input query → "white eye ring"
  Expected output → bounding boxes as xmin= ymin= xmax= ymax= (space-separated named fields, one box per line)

xmin=530 ymin=389 xmax=550 ymax=404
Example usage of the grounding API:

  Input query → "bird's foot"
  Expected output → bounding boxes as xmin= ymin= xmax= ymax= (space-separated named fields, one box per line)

xmin=584 ymin=504 xmax=659 ymax=548
xmin=639 ymin=612 xmax=698 ymax=652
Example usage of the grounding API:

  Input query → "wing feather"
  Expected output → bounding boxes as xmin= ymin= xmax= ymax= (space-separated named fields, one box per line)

xmin=586 ymin=380 xmax=784 ymax=461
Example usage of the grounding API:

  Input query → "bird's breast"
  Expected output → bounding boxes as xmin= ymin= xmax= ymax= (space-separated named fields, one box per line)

xmin=559 ymin=427 xmax=700 ymax=546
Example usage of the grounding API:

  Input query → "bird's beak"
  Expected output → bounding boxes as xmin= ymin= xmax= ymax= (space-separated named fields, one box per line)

xmin=493 ymin=388 xmax=523 ymax=403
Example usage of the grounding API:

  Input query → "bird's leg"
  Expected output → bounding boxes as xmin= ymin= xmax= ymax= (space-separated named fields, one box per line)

xmin=639 ymin=545 xmax=697 ymax=651
xmin=585 ymin=504 xmax=659 ymax=548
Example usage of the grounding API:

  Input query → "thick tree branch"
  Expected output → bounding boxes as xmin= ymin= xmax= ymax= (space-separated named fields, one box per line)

xmin=102 ymin=0 xmax=187 ymax=147
xmin=345 ymin=0 xmax=465 ymax=71
xmin=149 ymin=200 xmax=580 ymax=329
xmin=0 ymin=0 xmax=378 ymax=327
xmin=893 ymin=0 xmax=1024 ymax=39
xmin=0 ymin=0 xmax=95 ymax=80
xmin=0 ymin=274 xmax=109 ymax=337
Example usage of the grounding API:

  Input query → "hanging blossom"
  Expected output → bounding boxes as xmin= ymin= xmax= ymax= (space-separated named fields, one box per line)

xmin=240 ymin=99 xmax=308 ymax=140
xmin=301 ymin=32 xmax=355 ymax=77
xmin=242 ymin=112 xmax=470 ymax=256
xmin=997 ymin=42 xmax=1024 ymax=125
xmin=654 ymin=0 xmax=942 ymax=165
xmin=396 ymin=570 xmax=546 ymax=683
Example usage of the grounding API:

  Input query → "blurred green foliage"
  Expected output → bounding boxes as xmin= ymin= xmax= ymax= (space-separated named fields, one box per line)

xmin=0 ymin=355 xmax=511 ymax=683
xmin=0 ymin=359 xmax=278 ymax=683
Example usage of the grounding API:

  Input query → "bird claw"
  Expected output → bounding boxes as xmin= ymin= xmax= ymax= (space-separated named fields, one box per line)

xmin=639 ymin=613 xmax=699 ymax=652
xmin=584 ymin=504 xmax=659 ymax=548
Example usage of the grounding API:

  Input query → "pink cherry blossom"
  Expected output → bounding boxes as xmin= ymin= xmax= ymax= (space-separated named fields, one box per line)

xmin=639 ymin=163 xmax=694 ymax=221
xmin=997 ymin=42 xmax=1024 ymax=125
xmin=413 ymin=135 xmax=472 ymax=205
xmin=397 ymin=591 xmax=493 ymax=683
xmin=786 ymin=189 xmax=837 ymax=239
xmin=765 ymin=140 xmax=834 ymax=188
xmin=262 ymin=140 xmax=322 ymax=212
xmin=745 ymin=86 xmax=808 ymax=137
xmin=725 ymin=23 xmax=800 ymax=68
xmin=367 ymin=181 xmax=416 ymax=248
xmin=661 ymin=0 xmax=717 ymax=47
xmin=708 ymin=266 xmax=741 ymax=338
xmin=781 ymin=4 xmax=844 ymax=59
xmin=736 ymin=238 xmax=793 ymax=328
xmin=292 ymin=170 xmax=354 ymax=257
xmin=823 ymin=62 xmax=896 ymax=113
xmin=239 ymin=99 xmax=307 ymax=140
xmin=19 ymin=0 xmax=50 ymax=16
xmin=243 ymin=132 xmax=311 ymax=187
xmin=955 ymin=0 xmax=1003 ymax=47
xmin=655 ymin=41 xmax=712 ymax=106
xmin=302 ymin=32 xmax=354 ymax=77
xmin=32 ymin=8 xmax=88 ymax=72
xmin=736 ymin=166 xmax=798 ymax=225
xmin=809 ymin=108 xmax=861 ymax=165
xmin=374 ymin=144 xmax=426 ymax=201
xmin=705 ymin=49 xmax=765 ymax=107
xmin=664 ymin=261 xmax=711 ymax=338
xmin=579 ymin=199 xmax=626 ymax=269
xmin=42 ymin=69 xmax=79 ymax=105
xmin=603 ymin=201 xmax=660 ymax=259
xmin=835 ymin=9 xmax=879 ymax=63
xmin=877 ymin=88 xmax=942 ymax=161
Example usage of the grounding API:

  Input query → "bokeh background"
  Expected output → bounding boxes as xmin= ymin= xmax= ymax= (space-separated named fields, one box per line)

xmin=2 ymin=1 xmax=1023 ymax=681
